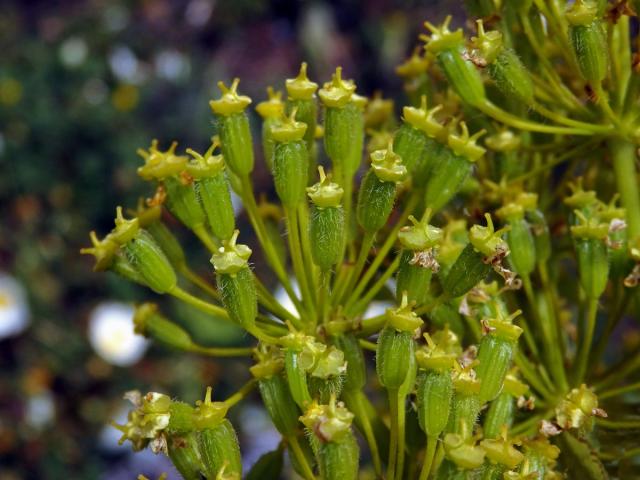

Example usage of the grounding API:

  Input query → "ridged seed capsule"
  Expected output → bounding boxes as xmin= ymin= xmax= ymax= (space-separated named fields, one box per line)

xmin=446 ymin=364 xmax=482 ymax=438
xmin=376 ymin=293 xmax=423 ymax=389
xmin=193 ymin=387 xmax=242 ymax=479
xmin=496 ymin=194 xmax=538 ymax=278
xmin=570 ymin=211 xmax=610 ymax=299
xmin=270 ymin=108 xmax=309 ymax=209
xmin=185 ymin=141 xmax=236 ymax=241
xmin=393 ymin=96 xmax=447 ymax=187
xmin=300 ymin=397 xmax=360 ymax=480
xmin=483 ymin=371 xmax=529 ymax=439
xmin=133 ymin=303 xmax=195 ymax=352
xmin=137 ymin=141 xmax=206 ymax=231
xmin=566 ymin=0 xmax=608 ymax=86
xmin=396 ymin=210 xmax=443 ymax=306
xmin=424 ymin=121 xmax=485 ymax=213
xmin=415 ymin=333 xmax=457 ymax=437
xmin=442 ymin=214 xmax=510 ymax=298
xmin=210 ymin=78 xmax=254 ymax=176
xmin=285 ymin=63 xmax=319 ymax=155
xmin=136 ymin=204 xmax=186 ymax=268
xmin=356 ymin=142 xmax=407 ymax=233
xmin=422 ymin=16 xmax=486 ymax=107
xmin=471 ymin=21 xmax=534 ymax=105
xmin=250 ymin=345 xmax=301 ymax=436
xmin=307 ymin=167 xmax=345 ymax=270
xmin=319 ymin=67 xmax=364 ymax=180
xmin=281 ymin=331 xmax=315 ymax=409
xmin=109 ymin=207 xmax=177 ymax=294
xmin=210 ymin=230 xmax=257 ymax=329
xmin=256 ymin=87 xmax=285 ymax=171
xmin=475 ymin=310 xmax=524 ymax=404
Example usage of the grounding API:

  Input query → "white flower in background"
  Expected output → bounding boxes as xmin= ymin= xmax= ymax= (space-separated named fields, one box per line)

xmin=363 ymin=300 xmax=394 ymax=319
xmin=88 ymin=302 xmax=149 ymax=367
xmin=109 ymin=46 xmax=147 ymax=85
xmin=154 ymin=49 xmax=191 ymax=82
xmin=59 ymin=37 xmax=88 ymax=67
xmin=185 ymin=0 xmax=214 ymax=28
xmin=25 ymin=391 xmax=55 ymax=430
xmin=272 ymin=278 xmax=300 ymax=318
xmin=0 ymin=272 xmax=30 ymax=339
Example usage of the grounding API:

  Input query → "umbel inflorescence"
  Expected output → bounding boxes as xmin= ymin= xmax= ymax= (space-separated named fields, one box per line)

xmin=83 ymin=2 xmax=640 ymax=479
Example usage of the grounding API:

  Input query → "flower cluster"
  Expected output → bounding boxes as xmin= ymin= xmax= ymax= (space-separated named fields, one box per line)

xmin=84 ymin=2 xmax=640 ymax=478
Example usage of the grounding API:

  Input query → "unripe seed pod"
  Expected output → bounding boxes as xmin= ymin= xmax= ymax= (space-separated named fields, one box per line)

xmin=357 ymin=144 xmax=406 ymax=232
xmin=118 ymin=214 xmax=177 ymax=294
xmin=416 ymin=370 xmax=454 ymax=436
xmin=250 ymin=345 xmax=301 ymax=436
xmin=256 ymin=87 xmax=285 ymax=170
xmin=394 ymin=96 xmax=447 ymax=187
xmin=286 ymin=63 xmax=319 ymax=153
xmin=210 ymin=79 xmax=254 ymax=176
xmin=185 ymin=143 xmax=236 ymax=241
xmin=318 ymin=433 xmax=359 ymax=480
xmin=476 ymin=312 xmax=523 ymax=404
xmin=482 ymin=392 xmax=514 ymax=439
xmin=497 ymin=200 xmax=537 ymax=278
xmin=193 ymin=388 xmax=242 ymax=479
xmin=307 ymin=167 xmax=345 ymax=270
xmin=443 ymin=214 xmax=510 ymax=297
xmin=259 ymin=374 xmax=300 ymax=436
xmin=270 ymin=109 xmax=309 ymax=208
xmin=167 ymin=433 xmax=204 ymax=480
xmin=133 ymin=303 xmax=193 ymax=351
xmin=442 ymin=243 xmax=491 ymax=298
xmin=396 ymin=212 xmax=443 ymax=305
xmin=376 ymin=294 xmax=423 ymax=389
xmin=571 ymin=211 xmax=610 ymax=298
xmin=425 ymin=122 xmax=484 ymax=213
xmin=566 ymin=1 xmax=608 ymax=85
xmin=472 ymin=21 xmax=534 ymax=105
xmin=447 ymin=383 xmax=481 ymax=437
xmin=163 ymin=175 xmax=207 ymax=231
xmin=332 ymin=333 xmax=366 ymax=392
xmin=211 ymin=231 xmax=257 ymax=328
xmin=422 ymin=17 xmax=486 ymax=107
xmin=281 ymin=332 xmax=315 ymax=409
xmin=319 ymin=68 xmax=364 ymax=178
xmin=300 ymin=398 xmax=359 ymax=480
xmin=526 ymin=209 xmax=551 ymax=265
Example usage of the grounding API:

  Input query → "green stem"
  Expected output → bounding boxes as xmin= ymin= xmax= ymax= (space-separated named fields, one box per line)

xmin=346 ymin=254 xmax=401 ymax=317
xmin=192 ymin=224 xmax=219 ymax=253
xmin=288 ymin=435 xmax=316 ymax=480
xmin=610 ymin=138 xmax=640 ymax=241
xmin=574 ymin=297 xmax=599 ymax=386
xmin=387 ymin=389 xmax=399 ymax=480
xmin=523 ymin=275 xmax=568 ymax=391
xmin=334 ymin=231 xmax=374 ymax=306
xmin=190 ymin=345 xmax=254 ymax=357
xmin=223 ymin=378 xmax=258 ymax=407
xmin=179 ymin=265 xmax=219 ymax=299
xmin=169 ymin=286 xmax=229 ymax=320
xmin=595 ymin=350 xmax=640 ymax=391
xmin=239 ymin=175 xmax=304 ymax=313
xmin=598 ymin=380 xmax=640 ymax=400
xmin=596 ymin=418 xmax=640 ymax=429
xmin=479 ymin=100 xmax=602 ymax=135
xmin=591 ymin=287 xmax=631 ymax=370
xmin=395 ymin=391 xmax=407 ymax=480
xmin=418 ymin=435 xmax=438 ymax=480
xmin=298 ymin=203 xmax=318 ymax=297
xmin=285 ymin=205 xmax=317 ymax=321
xmin=345 ymin=390 xmax=383 ymax=476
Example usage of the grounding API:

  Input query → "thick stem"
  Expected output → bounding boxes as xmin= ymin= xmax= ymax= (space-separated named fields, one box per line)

xmin=288 ymin=435 xmax=315 ymax=480
xmin=387 ymin=389 xmax=399 ymax=480
xmin=418 ymin=435 xmax=438 ymax=480
xmin=574 ymin=298 xmax=599 ymax=386
xmin=610 ymin=138 xmax=640 ymax=241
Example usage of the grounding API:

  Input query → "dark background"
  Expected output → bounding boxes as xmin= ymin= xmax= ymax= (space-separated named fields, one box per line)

xmin=0 ymin=1 xmax=458 ymax=478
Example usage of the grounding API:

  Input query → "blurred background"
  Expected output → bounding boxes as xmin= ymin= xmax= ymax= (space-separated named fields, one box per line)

xmin=0 ymin=0 xmax=458 ymax=478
